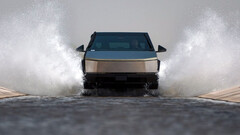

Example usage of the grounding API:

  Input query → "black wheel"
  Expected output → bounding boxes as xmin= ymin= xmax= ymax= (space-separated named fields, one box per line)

xmin=83 ymin=82 xmax=94 ymax=89
xmin=148 ymin=81 xmax=158 ymax=89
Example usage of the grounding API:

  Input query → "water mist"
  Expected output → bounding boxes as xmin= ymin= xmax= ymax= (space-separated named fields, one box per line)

xmin=0 ymin=1 xmax=83 ymax=96
xmin=159 ymin=10 xmax=240 ymax=97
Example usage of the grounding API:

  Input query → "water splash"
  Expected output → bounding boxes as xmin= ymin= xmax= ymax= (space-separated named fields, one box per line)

xmin=0 ymin=1 xmax=83 ymax=96
xmin=159 ymin=10 xmax=240 ymax=97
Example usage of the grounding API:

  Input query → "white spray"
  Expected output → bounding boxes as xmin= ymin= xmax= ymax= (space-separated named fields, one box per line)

xmin=159 ymin=10 xmax=240 ymax=97
xmin=0 ymin=1 xmax=83 ymax=96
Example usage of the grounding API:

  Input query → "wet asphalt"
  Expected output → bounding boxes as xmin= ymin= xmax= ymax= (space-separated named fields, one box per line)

xmin=0 ymin=95 xmax=240 ymax=135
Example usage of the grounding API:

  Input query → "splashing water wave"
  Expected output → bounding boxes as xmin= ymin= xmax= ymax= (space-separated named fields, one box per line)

xmin=159 ymin=10 xmax=240 ymax=97
xmin=0 ymin=1 xmax=83 ymax=96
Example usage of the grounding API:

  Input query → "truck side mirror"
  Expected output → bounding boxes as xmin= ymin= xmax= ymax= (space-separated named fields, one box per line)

xmin=157 ymin=45 xmax=167 ymax=52
xmin=76 ymin=45 xmax=84 ymax=52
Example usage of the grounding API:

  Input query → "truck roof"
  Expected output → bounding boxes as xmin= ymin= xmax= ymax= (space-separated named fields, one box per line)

xmin=94 ymin=32 xmax=149 ymax=35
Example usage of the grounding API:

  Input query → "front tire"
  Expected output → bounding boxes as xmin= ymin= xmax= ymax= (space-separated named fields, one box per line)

xmin=83 ymin=82 xmax=94 ymax=89
xmin=148 ymin=81 xmax=159 ymax=89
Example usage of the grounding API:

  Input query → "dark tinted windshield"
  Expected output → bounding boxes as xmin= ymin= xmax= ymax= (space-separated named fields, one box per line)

xmin=89 ymin=34 xmax=152 ymax=51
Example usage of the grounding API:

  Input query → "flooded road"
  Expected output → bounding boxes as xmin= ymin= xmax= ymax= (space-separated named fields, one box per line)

xmin=0 ymin=96 xmax=239 ymax=135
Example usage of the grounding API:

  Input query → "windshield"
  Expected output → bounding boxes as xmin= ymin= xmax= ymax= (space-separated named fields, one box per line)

xmin=89 ymin=34 xmax=152 ymax=51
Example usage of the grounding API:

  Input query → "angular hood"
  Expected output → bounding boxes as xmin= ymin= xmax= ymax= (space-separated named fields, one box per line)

xmin=85 ymin=51 xmax=157 ymax=60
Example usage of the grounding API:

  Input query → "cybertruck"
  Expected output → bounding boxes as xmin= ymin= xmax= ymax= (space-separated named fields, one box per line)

xmin=76 ymin=32 xmax=166 ymax=89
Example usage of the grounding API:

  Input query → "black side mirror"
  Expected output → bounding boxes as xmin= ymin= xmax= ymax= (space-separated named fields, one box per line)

xmin=76 ymin=45 xmax=84 ymax=52
xmin=157 ymin=45 xmax=167 ymax=52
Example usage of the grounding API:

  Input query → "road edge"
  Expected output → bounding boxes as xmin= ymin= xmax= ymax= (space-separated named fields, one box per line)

xmin=198 ymin=86 xmax=240 ymax=103
xmin=0 ymin=86 xmax=26 ymax=99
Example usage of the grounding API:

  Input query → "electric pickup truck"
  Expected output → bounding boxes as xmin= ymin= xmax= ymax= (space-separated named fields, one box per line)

xmin=76 ymin=32 xmax=166 ymax=89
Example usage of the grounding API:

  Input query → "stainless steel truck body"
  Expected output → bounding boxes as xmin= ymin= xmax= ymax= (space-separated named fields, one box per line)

xmin=76 ymin=32 xmax=166 ymax=89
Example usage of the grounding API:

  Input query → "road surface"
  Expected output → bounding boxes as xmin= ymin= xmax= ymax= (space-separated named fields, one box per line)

xmin=0 ymin=95 xmax=239 ymax=135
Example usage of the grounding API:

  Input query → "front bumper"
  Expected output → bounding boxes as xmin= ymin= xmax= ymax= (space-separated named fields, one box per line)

xmin=84 ymin=73 xmax=158 ymax=88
